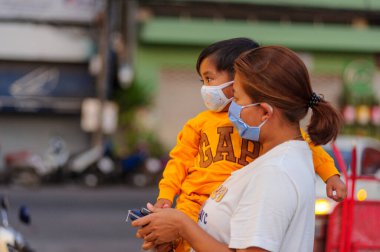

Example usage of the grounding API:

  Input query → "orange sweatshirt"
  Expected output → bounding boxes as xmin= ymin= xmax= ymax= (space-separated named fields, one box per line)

xmin=158 ymin=110 xmax=339 ymax=210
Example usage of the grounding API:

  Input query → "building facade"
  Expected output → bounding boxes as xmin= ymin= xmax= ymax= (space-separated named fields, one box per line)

xmin=0 ymin=0 xmax=102 ymax=165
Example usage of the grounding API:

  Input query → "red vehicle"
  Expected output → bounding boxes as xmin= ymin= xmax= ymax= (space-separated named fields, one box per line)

xmin=314 ymin=136 xmax=380 ymax=252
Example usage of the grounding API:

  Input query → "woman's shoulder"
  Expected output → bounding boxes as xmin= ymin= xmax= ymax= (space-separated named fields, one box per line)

xmin=249 ymin=141 xmax=313 ymax=175
xmin=272 ymin=141 xmax=311 ymax=160
xmin=254 ymin=141 xmax=309 ymax=163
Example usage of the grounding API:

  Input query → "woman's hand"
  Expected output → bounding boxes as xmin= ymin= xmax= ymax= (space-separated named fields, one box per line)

xmin=139 ymin=200 xmax=172 ymax=251
xmin=326 ymin=175 xmax=347 ymax=202
xmin=132 ymin=203 xmax=186 ymax=246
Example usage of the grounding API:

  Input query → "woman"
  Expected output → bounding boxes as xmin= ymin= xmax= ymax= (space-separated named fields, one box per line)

xmin=132 ymin=45 xmax=343 ymax=252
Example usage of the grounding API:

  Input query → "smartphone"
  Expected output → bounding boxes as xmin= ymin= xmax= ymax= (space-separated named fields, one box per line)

xmin=126 ymin=207 xmax=152 ymax=222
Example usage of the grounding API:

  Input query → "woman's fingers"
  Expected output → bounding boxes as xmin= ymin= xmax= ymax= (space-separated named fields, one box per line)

xmin=141 ymin=241 xmax=155 ymax=250
xmin=144 ymin=231 xmax=158 ymax=243
xmin=136 ymin=230 xmax=142 ymax=239
xmin=132 ymin=214 xmax=151 ymax=227
xmin=136 ymin=225 xmax=154 ymax=239
xmin=132 ymin=203 xmax=163 ymax=228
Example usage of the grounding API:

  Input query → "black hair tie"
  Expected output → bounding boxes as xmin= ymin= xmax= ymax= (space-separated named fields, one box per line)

xmin=308 ymin=92 xmax=321 ymax=108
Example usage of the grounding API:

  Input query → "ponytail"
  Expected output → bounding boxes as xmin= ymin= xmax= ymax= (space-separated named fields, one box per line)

xmin=307 ymin=97 xmax=343 ymax=145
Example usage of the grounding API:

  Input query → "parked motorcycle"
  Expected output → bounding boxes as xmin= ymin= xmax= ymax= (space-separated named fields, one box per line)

xmin=121 ymin=150 xmax=165 ymax=187
xmin=0 ymin=196 xmax=34 ymax=252
xmin=67 ymin=144 xmax=118 ymax=187
xmin=5 ymin=136 xmax=70 ymax=186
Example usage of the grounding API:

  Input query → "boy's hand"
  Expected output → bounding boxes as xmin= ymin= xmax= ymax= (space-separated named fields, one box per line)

xmin=155 ymin=198 xmax=172 ymax=208
xmin=326 ymin=175 xmax=347 ymax=202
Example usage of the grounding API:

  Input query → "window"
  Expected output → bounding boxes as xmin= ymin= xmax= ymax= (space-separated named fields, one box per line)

xmin=361 ymin=147 xmax=380 ymax=176
xmin=326 ymin=149 xmax=352 ymax=173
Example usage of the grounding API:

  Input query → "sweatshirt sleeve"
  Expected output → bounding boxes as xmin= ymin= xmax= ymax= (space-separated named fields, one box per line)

xmin=157 ymin=117 xmax=201 ymax=202
xmin=301 ymin=129 xmax=340 ymax=182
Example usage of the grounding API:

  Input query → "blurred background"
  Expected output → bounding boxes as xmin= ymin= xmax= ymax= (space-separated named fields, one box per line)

xmin=0 ymin=0 xmax=380 ymax=187
xmin=0 ymin=0 xmax=379 ymax=251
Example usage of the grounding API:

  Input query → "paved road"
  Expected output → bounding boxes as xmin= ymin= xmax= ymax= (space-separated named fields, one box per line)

xmin=1 ymin=185 xmax=159 ymax=252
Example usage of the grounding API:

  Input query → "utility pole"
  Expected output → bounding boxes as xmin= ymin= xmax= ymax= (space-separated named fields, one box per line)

xmin=93 ymin=0 xmax=111 ymax=147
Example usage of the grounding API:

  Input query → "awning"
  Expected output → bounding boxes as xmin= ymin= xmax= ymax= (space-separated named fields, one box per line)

xmin=172 ymin=0 xmax=380 ymax=11
xmin=140 ymin=17 xmax=380 ymax=53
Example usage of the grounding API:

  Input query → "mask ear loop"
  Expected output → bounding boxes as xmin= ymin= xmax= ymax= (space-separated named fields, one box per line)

xmin=217 ymin=82 xmax=234 ymax=101
xmin=216 ymin=82 xmax=234 ymax=112
xmin=241 ymin=103 xmax=273 ymax=125
xmin=266 ymin=104 xmax=273 ymax=113
xmin=202 ymin=80 xmax=234 ymax=90
xmin=260 ymin=103 xmax=273 ymax=122
xmin=239 ymin=103 xmax=261 ymax=117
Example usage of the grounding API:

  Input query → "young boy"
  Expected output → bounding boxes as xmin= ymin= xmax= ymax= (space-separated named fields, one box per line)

xmin=155 ymin=38 xmax=346 ymax=252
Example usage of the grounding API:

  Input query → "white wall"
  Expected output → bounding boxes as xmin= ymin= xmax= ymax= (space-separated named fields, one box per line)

xmin=0 ymin=23 xmax=93 ymax=62
xmin=152 ymin=68 xmax=205 ymax=149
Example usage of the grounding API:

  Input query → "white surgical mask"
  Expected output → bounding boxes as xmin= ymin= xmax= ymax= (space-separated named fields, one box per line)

xmin=200 ymin=81 xmax=233 ymax=112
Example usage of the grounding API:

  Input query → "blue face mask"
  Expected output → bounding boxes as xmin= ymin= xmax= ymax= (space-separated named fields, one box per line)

xmin=228 ymin=100 xmax=269 ymax=142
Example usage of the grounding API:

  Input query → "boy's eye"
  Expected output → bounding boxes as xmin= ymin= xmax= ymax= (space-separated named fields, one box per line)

xmin=200 ymin=76 xmax=213 ymax=84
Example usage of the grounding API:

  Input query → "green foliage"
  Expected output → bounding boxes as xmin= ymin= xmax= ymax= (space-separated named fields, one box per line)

xmin=113 ymin=82 xmax=152 ymax=126
xmin=113 ymin=82 xmax=167 ymax=157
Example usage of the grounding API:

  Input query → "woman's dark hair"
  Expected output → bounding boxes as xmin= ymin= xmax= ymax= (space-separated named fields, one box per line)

xmin=196 ymin=38 xmax=260 ymax=78
xmin=234 ymin=46 xmax=343 ymax=145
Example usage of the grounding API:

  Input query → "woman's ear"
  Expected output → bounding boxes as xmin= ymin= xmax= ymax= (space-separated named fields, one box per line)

xmin=260 ymin=103 xmax=273 ymax=121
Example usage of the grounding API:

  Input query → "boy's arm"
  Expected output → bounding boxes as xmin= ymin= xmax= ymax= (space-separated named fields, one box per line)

xmin=157 ymin=119 xmax=200 ymax=204
xmin=310 ymin=143 xmax=340 ymax=182
xmin=301 ymin=129 xmax=340 ymax=181
xmin=301 ymin=129 xmax=347 ymax=202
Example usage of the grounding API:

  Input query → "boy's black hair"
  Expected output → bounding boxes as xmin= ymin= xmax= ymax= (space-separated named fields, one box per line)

xmin=196 ymin=37 xmax=260 ymax=77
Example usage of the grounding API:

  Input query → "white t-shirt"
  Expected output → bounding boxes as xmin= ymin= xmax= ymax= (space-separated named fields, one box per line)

xmin=195 ymin=141 xmax=316 ymax=252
